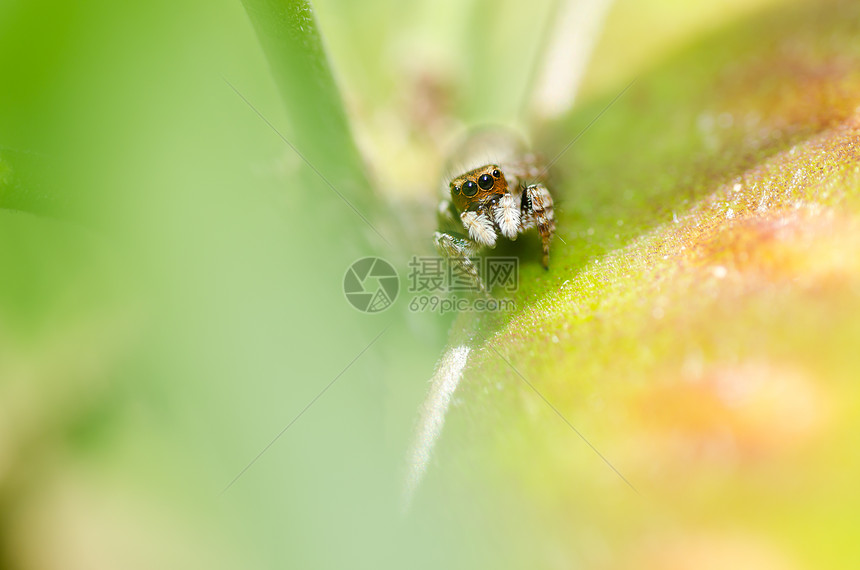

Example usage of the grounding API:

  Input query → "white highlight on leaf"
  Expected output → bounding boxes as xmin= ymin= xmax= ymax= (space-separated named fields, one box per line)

xmin=495 ymin=194 xmax=521 ymax=239
xmin=531 ymin=0 xmax=615 ymax=119
xmin=402 ymin=344 xmax=471 ymax=512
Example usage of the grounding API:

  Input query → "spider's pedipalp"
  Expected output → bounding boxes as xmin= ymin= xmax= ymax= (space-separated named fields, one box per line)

xmin=460 ymin=211 xmax=497 ymax=247
xmin=494 ymin=193 xmax=521 ymax=240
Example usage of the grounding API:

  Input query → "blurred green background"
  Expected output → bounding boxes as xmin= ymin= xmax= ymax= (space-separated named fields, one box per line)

xmin=1 ymin=0 xmax=859 ymax=568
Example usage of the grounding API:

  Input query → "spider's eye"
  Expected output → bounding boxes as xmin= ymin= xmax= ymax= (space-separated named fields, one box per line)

xmin=492 ymin=169 xmax=501 ymax=178
xmin=478 ymin=174 xmax=494 ymax=190
xmin=462 ymin=180 xmax=479 ymax=196
xmin=451 ymin=184 xmax=460 ymax=196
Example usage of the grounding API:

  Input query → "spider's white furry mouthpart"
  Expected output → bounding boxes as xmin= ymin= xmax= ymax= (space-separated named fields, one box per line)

xmin=495 ymin=194 xmax=521 ymax=239
xmin=461 ymin=211 xmax=497 ymax=247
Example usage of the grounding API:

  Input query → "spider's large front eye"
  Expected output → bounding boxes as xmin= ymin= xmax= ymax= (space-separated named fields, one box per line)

xmin=462 ymin=180 xmax=478 ymax=196
xmin=478 ymin=174 xmax=494 ymax=190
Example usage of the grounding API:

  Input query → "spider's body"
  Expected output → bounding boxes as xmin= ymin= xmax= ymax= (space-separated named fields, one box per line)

xmin=434 ymin=154 xmax=555 ymax=292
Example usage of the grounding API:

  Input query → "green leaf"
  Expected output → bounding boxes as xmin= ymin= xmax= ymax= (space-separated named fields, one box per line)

xmin=419 ymin=1 xmax=860 ymax=567
xmin=240 ymin=0 xmax=374 ymax=216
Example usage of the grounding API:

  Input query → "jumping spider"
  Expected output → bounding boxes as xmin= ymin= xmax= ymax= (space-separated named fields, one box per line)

xmin=434 ymin=155 xmax=556 ymax=292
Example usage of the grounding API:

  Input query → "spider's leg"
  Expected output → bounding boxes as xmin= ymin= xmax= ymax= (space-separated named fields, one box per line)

xmin=434 ymin=231 xmax=486 ymax=293
xmin=437 ymin=199 xmax=458 ymax=227
xmin=522 ymin=183 xmax=555 ymax=269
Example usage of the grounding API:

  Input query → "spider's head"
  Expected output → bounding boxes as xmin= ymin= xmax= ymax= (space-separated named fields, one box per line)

xmin=449 ymin=164 xmax=507 ymax=211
